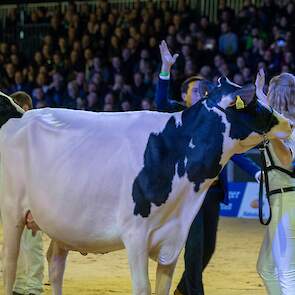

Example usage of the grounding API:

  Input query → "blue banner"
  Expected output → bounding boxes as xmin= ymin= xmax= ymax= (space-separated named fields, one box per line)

xmin=220 ymin=182 xmax=269 ymax=219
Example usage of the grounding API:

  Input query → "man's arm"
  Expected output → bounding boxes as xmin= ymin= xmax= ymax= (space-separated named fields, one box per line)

xmin=155 ymin=77 xmax=172 ymax=111
xmin=231 ymin=154 xmax=261 ymax=180
xmin=155 ymin=40 xmax=180 ymax=112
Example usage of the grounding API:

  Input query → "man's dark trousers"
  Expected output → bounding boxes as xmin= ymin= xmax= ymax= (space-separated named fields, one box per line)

xmin=177 ymin=186 xmax=222 ymax=295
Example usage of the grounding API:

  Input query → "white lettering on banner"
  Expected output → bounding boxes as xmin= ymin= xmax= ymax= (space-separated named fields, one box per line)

xmin=221 ymin=203 xmax=232 ymax=210
xmin=229 ymin=191 xmax=240 ymax=199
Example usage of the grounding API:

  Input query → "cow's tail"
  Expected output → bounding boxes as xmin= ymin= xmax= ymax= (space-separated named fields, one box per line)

xmin=0 ymin=91 xmax=24 ymax=128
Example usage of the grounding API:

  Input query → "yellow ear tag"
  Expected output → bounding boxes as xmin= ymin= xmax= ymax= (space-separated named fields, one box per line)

xmin=235 ymin=95 xmax=245 ymax=109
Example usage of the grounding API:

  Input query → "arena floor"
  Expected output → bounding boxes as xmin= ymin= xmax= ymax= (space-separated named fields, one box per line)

xmin=0 ymin=218 xmax=267 ymax=295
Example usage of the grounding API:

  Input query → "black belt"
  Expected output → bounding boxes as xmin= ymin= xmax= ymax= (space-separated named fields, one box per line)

xmin=268 ymin=186 xmax=295 ymax=197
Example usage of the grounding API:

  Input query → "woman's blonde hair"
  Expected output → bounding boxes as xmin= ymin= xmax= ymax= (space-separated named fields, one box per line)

xmin=267 ymin=73 xmax=295 ymax=121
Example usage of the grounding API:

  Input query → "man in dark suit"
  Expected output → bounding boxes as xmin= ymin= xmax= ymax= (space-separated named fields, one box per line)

xmin=156 ymin=41 xmax=261 ymax=295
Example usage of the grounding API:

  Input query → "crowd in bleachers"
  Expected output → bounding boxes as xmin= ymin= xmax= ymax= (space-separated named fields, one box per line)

xmin=0 ymin=0 xmax=294 ymax=111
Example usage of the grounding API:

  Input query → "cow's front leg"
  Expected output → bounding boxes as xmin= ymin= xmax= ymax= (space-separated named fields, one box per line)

xmin=155 ymin=261 xmax=177 ymax=295
xmin=124 ymin=239 xmax=151 ymax=295
xmin=47 ymin=240 xmax=68 ymax=295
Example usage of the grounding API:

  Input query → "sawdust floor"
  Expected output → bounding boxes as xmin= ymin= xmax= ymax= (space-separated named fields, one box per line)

xmin=0 ymin=217 xmax=267 ymax=295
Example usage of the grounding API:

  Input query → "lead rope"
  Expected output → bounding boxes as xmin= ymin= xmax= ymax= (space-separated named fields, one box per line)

xmin=258 ymin=138 xmax=272 ymax=225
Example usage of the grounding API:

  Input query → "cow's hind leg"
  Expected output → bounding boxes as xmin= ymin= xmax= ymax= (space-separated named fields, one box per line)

xmin=155 ymin=261 xmax=177 ymax=295
xmin=125 ymin=240 xmax=151 ymax=295
xmin=1 ymin=217 xmax=24 ymax=295
xmin=47 ymin=240 xmax=68 ymax=295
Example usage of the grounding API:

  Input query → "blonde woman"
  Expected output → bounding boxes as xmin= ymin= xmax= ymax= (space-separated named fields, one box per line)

xmin=256 ymin=70 xmax=295 ymax=295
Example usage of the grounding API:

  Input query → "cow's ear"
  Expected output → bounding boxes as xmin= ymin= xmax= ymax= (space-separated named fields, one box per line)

xmin=217 ymin=76 xmax=227 ymax=86
xmin=228 ymin=84 xmax=255 ymax=109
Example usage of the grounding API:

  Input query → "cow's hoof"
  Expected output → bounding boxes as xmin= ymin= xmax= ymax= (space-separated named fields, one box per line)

xmin=174 ymin=289 xmax=184 ymax=295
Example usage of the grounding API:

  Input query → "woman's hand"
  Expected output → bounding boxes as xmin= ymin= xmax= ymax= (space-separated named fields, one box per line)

xmin=255 ymin=68 xmax=267 ymax=103
xmin=255 ymin=68 xmax=265 ymax=92
xmin=159 ymin=40 xmax=179 ymax=73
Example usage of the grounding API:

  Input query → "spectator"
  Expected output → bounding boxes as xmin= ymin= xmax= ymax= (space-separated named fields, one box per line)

xmin=76 ymin=96 xmax=86 ymax=110
xmin=121 ymin=99 xmax=132 ymax=112
xmin=35 ymin=72 xmax=49 ymax=94
xmin=63 ymin=81 xmax=80 ymax=109
xmin=218 ymin=22 xmax=238 ymax=56
xmin=52 ymin=51 xmax=65 ymax=74
xmin=9 ymin=71 xmax=31 ymax=94
xmin=33 ymin=51 xmax=44 ymax=69
xmin=103 ymin=103 xmax=113 ymax=112
xmin=75 ymin=72 xmax=87 ymax=98
xmin=131 ymin=72 xmax=148 ymax=109
xmin=32 ymin=87 xmax=47 ymax=108
xmin=86 ymin=92 xmax=99 ymax=111
xmin=141 ymin=98 xmax=153 ymax=110
xmin=68 ymin=50 xmax=83 ymax=74
xmin=4 ymin=63 xmax=15 ymax=86
xmin=47 ymin=72 xmax=65 ymax=107
xmin=103 ymin=92 xmax=116 ymax=111
xmin=58 ymin=37 xmax=68 ymax=57
xmin=49 ymin=15 xmax=64 ymax=42
xmin=0 ymin=0 xmax=293 ymax=114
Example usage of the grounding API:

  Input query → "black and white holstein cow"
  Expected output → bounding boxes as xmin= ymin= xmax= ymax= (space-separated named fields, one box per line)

xmin=0 ymin=77 xmax=292 ymax=295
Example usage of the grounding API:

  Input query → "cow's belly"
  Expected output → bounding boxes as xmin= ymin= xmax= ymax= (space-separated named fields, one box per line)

xmin=56 ymin=241 xmax=124 ymax=255
xmin=31 ymin=203 xmax=125 ymax=254
xmin=28 ymin=184 xmax=127 ymax=251
xmin=50 ymin=233 xmax=124 ymax=254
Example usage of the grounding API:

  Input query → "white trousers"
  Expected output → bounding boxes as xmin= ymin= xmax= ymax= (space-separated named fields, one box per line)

xmin=14 ymin=228 xmax=44 ymax=295
xmin=257 ymin=192 xmax=295 ymax=295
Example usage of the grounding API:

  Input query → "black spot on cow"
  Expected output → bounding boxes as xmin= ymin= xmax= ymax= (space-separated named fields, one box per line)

xmin=0 ymin=93 xmax=23 ymax=127
xmin=132 ymin=103 xmax=225 ymax=217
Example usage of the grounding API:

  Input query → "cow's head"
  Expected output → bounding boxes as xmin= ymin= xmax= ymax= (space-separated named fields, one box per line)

xmin=205 ymin=77 xmax=292 ymax=152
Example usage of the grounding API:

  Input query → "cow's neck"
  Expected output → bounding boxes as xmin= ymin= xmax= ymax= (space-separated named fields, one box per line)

xmin=132 ymin=101 xmax=230 ymax=218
